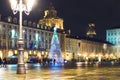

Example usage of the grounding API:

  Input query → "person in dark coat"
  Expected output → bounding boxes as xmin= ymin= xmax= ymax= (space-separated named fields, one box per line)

xmin=53 ymin=59 xmax=56 ymax=64
xmin=0 ymin=57 xmax=2 ymax=67
xmin=3 ymin=57 xmax=7 ymax=68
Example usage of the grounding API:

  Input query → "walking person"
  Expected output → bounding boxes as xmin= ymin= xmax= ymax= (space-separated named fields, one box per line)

xmin=3 ymin=57 xmax=7 ymax=68
xmin=0 ymin=57 xmax=2 ymax=67
xmin=53 ymin=59 xmax=56 ymax=65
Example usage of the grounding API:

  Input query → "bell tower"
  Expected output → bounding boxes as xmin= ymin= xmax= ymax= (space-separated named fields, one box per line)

xmin=39 ymin=3 xmax=64 ymax=29
xmin=86 ymin=23 xmax=96 ymax=38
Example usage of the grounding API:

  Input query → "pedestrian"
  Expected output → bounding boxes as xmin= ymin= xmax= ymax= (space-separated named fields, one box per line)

xmin=53 ymin=59 xmax=56 ymax=64
xmin=0 ymin=57 xmax=2 ymax=67
xmin=3 ymin=57 xmax=7 ymax=68
xmin=38 ymin=58 xmax=42 ymax=65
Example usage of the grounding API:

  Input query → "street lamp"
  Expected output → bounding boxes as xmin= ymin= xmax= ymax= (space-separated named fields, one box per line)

xmin=10 ymin=0 xmax=34 ymax=74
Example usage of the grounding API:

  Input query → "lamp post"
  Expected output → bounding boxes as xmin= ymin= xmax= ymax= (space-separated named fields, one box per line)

xmin=10 ymin=0 xmax=34 ymax=74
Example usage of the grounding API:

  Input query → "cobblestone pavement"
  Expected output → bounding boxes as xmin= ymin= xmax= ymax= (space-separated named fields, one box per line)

xmin=0 ymin=64 xmax=120 ymax=80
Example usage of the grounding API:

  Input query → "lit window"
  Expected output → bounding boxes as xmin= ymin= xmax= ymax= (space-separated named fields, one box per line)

xmin=8 ymin=16 xmax=12 ymax=22
xmin=108 ymin=33 xmax=110 ymax=36
xmin=107 ymin=38 xmax=109 ymax=41
xmin=25 ymin=29 xmax=27 ymax=32
xmin=111 ymin=32 xmax=113 ymax=36
xmin=41 ymin=25 xmax=43 ymax=29
xmin=35 ymin=33 xmax=39 ymax=40
xmin=44 ymin=26 xmax=47 ymax=29
xmin=111 ymin=38 xmax=113 ymax=42
xmin=118 ymin=38 xmax=120 ymax=43
xmin=37 ymin=24 xmax=40 ymax=28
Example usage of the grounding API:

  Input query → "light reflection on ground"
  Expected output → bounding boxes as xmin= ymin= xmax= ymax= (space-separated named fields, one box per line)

xmin=0 ymin=64 xmax=120 ymax=80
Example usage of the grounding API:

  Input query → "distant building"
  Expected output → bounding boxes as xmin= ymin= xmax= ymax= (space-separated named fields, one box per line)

xmin=86 ymin=23 xmax=96 ymax=38
xmin=0 ymin=4 xmax=115 ymax=62
xmin=106 ymin=27 xmax=120 ymax=57
xmin=65 ymin=35 xmax=113 ymax=61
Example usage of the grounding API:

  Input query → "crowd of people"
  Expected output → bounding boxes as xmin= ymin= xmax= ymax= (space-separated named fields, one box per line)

xmin=0 ymin=57 xmax=7 ymax=68
xmin=37 ymin=58 xmax=56 ymax=66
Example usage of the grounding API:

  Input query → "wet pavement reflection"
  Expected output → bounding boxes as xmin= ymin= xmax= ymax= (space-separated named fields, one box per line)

xmin=0 ymin=64 xmax=120 ymax=80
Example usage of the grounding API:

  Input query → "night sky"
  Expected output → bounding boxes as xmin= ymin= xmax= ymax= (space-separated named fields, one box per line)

xmin=1 ymin=0 xmax=120 ymax=40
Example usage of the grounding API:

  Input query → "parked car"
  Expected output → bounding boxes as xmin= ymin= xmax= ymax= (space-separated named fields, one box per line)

xmin=27 ymin=58 xmax=38 ymax=63
xmin=6 ymin=55 xmax=18 ymax=64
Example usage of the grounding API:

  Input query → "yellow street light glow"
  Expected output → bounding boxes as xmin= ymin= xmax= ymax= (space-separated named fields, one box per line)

xmin=96 ymin=54 xmax=98 ymax=57
xmin=105 ymin=54 xmax=109 ymax=58
xmin=92 ymin=54 xmax=95 ymax=57
xmin=83 ymin=54 xmax=87 ymax=57
xmin=99 ymin=53 xmax=103 ymax=57
xmin=78 ymin=53 xmax=81 ymax=56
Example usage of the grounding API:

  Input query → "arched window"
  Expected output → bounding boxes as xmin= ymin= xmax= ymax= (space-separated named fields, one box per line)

xmin=23 ymin=20 xmax=27 ymax=26
xmin=28 ymin=21 xmax=32 ymax=26
xmin=32 ymin=22 xmax=36 ymax=27
xmin=13 ymin=18 xmax=17 ymax=23
xmin=118 ymin=38 xmax=120 ymax=44
xmin=37 ymin=24 xmax=40 ymax=28
xmin=114 ymin=38 xmax=116 ymax=44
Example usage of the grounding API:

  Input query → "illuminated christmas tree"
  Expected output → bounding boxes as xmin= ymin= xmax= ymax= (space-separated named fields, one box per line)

xmin=48 ymin=27 xmax=63 ymax=63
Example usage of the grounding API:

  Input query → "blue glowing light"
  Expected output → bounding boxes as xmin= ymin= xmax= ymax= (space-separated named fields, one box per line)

xmin=11 ymin=29 xmax=15 ymax=38
xmin=35 ymin=33 xmax=39 ymax=41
